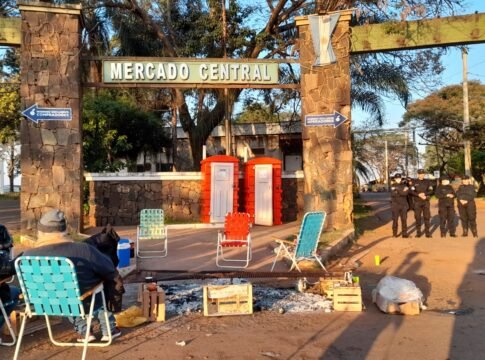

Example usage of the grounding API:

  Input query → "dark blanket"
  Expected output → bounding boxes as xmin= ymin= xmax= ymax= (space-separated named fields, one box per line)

xmin=83 ymin=225 xmax=125 ymax=313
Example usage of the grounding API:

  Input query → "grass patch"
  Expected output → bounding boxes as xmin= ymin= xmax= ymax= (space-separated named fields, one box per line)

xmin=354 ymin=202 xmax=372 ymax=219
xmin=164 ymin=217 xmax=199 ymax=225
xmin=353 ymin=199 xmax=374 ymax=237
xmin=0 ymin=192 xmax=20 ymax=200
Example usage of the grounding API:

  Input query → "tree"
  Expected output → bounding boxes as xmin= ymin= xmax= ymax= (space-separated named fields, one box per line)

xmin=0 ymin=48 xmax=21 ymax=192
xmin=353 ymin=130 xmax=417 ymax=183
xmin=92 ymin=0 xmax=462 ymax=169
xmin=82 ymin=93 xmax=171 ymax=172
xmin=401 ymin=81 xmax=485 ymax=175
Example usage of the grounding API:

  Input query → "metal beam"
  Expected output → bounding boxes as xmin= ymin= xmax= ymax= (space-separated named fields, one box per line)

xmin=350 ymin=13 xmax=485 ymax=54
xmin=0 ymin=17 xmax=21 ymax=47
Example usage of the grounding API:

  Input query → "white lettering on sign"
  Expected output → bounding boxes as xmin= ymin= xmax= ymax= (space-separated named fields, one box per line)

xmin=241 ymin=64 xmax=250 ymax=81
xmin=146 ymin=63 xmax=155 ymax=80
xmin=180 ymin=63 xmax=189 ymax=80
xmin=124 ymin=63 xmax=133 ymax=80
xmin=200 ymin=64 xmax=208 ymax=80
xmin=111 ymin=63 xmax=123 ymax=80
xmin=104 ymin=61 xmax=279 ymax=84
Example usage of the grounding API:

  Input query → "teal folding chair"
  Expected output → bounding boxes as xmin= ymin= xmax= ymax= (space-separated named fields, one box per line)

xmin=13 ymin=256 xmax=112 ymax=360
xmin=271 ymin=211 xmax=328 ymax=272
xmin=136 ymin=209 xmax=168 ymax=258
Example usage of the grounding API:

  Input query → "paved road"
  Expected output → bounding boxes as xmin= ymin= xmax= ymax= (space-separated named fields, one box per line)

xmin=2 ymin=193 xmax=485 ymax=360
xmin=0 ymin=199 xmax=20 ymax=232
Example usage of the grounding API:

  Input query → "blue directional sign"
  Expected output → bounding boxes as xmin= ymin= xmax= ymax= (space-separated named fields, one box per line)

xmin=22 ymin=104 xmax=72 ymax=124
xmin=304 ymin=111 xmax=348 ymax=128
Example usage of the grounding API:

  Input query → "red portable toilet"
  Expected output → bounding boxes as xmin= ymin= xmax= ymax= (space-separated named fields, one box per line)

xmin=244 ymin=157 xmax=282 ymax=226
xmin=200 ymin=155 xmax=240 ymax=223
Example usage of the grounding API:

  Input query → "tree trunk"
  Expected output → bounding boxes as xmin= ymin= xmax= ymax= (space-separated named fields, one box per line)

xmin=190 ymin=136 xmax=205 ymax=171
xmin=8 ymin=142 xmax=14 ymax=192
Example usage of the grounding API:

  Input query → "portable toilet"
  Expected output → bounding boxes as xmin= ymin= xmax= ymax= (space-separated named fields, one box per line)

xmin=200 ymin=155 xmax=240 ymax=223
xmin=244 ymin=157 xmax=282 ymax=226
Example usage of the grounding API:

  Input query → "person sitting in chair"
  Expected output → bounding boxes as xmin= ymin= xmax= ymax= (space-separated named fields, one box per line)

xmin=0 ymin=224 xmax=20 ymax=339
xmin=23 ymin=210 xmax=121 ymax=343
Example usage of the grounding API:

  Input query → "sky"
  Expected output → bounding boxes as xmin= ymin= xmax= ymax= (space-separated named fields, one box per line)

xmin=354 ymin=0 xmax=485 ymax=130
xmin=2 ymin=1 xmax=485 ymax=189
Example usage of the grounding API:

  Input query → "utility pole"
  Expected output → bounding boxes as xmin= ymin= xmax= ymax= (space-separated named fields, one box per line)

xmin=385 ymin=139 xmax=389 ymax=191
xmin=413 ymin=128 xmax=419 ymax=171
xmin=404 ymin=127 xmax=409 ymax=177
xmin=222 ymin=0 xmax=231 ymax=155
xmin=462 ymin=47 xmax=472 ymax=176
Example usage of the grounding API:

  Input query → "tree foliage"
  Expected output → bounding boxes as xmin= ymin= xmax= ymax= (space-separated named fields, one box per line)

xmin=85 ymin=0 xmax=463 ymax=169
xmin=402 ymin=81 xmax=485 ymax=174
xmin=353 ymin=131 xmax=417 ymax=183
xmin=82 ymin=93 xmax=170 ymax=172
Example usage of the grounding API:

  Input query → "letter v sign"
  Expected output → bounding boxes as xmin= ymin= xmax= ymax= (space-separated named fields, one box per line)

xmin=308 ymin=14 xmax=340 ymax=66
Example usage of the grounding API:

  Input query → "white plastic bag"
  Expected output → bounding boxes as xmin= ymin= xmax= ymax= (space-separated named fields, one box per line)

xmin=372 ymin=276 xmax=424 ymax=313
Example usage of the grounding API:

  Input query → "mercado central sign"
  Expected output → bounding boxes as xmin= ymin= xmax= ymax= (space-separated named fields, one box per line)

xmin=103 ymin=60 xmax=279 ymax=84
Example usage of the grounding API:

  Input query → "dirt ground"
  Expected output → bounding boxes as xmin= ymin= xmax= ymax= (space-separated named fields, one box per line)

xmin=2 ymin=193 xmax=485 ymax=360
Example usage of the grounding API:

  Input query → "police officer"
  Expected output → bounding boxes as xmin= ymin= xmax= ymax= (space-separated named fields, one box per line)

xmin=410 ymin=169 xmax=433 ymax=238
xmin=456 ymin=175 xmax=478 ymax=237
xmin=406 ymin=177 xmax=415 ymax=213
xmin=391 ymin=173 xmax=409 ymax=238
xmin=435 ymin=176 xmax=456 ymax=238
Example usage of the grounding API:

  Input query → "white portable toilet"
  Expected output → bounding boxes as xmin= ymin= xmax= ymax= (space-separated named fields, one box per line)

xmin=200 ymin=155 xmax=240 ymax=223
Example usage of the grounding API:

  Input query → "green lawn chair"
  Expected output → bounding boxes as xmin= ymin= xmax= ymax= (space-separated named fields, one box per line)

xmin=13 ymin=256 xmax=113 ymax=360
xmin=136 ymin=209 xmax=168 ymax=258
xmin=271 ymin=211 xmax=328 ymax=272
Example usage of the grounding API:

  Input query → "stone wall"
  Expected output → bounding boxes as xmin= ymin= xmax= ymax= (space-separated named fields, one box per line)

xmin=19 ymin=2 xmax=83 ymax=235
xmin=297 ymin=11 xmax=354 ymax=230
xmin=86 ymin=173 xmax=304 ymax=226
xmin=88 ymin=179 xmax=201 ymax=226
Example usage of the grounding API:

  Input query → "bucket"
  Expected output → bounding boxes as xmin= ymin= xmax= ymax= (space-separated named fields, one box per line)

xmin=117 ymin=239 xmax=131 ymax=268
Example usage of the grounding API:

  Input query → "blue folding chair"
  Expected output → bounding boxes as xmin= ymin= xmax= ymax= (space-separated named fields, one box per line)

xmin=13 ymin=256 xmax=113 ymax=360
xmin=271 ymin=211 xmax=328 ymax=272
xmin=136 ymin=209 xmax=168 ymax=258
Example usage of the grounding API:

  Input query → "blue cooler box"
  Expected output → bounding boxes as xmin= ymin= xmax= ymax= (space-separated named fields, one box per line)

xmin=117 ymin=239 xmax=131 ymax=268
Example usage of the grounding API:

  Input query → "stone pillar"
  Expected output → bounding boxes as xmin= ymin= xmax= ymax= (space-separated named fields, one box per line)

xmin=19 ymin=1 xmax=82 ymax=236
xmin=296 ymin=11 xmax=353 ymax=230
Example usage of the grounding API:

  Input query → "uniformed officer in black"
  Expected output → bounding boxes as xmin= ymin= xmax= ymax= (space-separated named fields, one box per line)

xmin=410 ymin=169 xmax=433 ymax=238
xmin=435 ymin=176 xmax=456 ymax=238
xmin=406 ymin=177 xmax=415 ymax=213
xmin=456 ymin=175 xmax=478 ymax=237
xmin=391 ymin=173 xmax=409 ymax=238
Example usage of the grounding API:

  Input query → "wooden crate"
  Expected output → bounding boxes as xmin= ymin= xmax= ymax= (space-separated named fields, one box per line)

xmin=203 ymin=284 xmax=253 ymax=317
xmin=319 ymin=278 xmax=349 ymax=299
xmin=140 ymin=284 xmax=165 ymax=322
xmin=333 ymin=285 xmax=363 ymax=312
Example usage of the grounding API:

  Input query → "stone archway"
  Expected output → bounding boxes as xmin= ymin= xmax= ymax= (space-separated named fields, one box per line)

xmin=2 ymin=1 xmax=483 ymax=237
xmin=18 ymin=1 xmax=83 ymax=235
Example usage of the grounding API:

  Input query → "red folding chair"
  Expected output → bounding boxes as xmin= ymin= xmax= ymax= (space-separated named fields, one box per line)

xmin=216 ymin=213 xmax=252 ymax=269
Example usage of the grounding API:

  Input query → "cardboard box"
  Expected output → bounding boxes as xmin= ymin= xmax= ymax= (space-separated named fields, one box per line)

xmin=374 ymin=292 xmax=420 ymax=315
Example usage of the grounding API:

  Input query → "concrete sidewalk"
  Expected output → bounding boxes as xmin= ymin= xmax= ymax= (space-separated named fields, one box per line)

xmin=3 ymin=193 xmax=485 ymax=360
xmin=84 ymin=221 xmax=305 ymax=273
